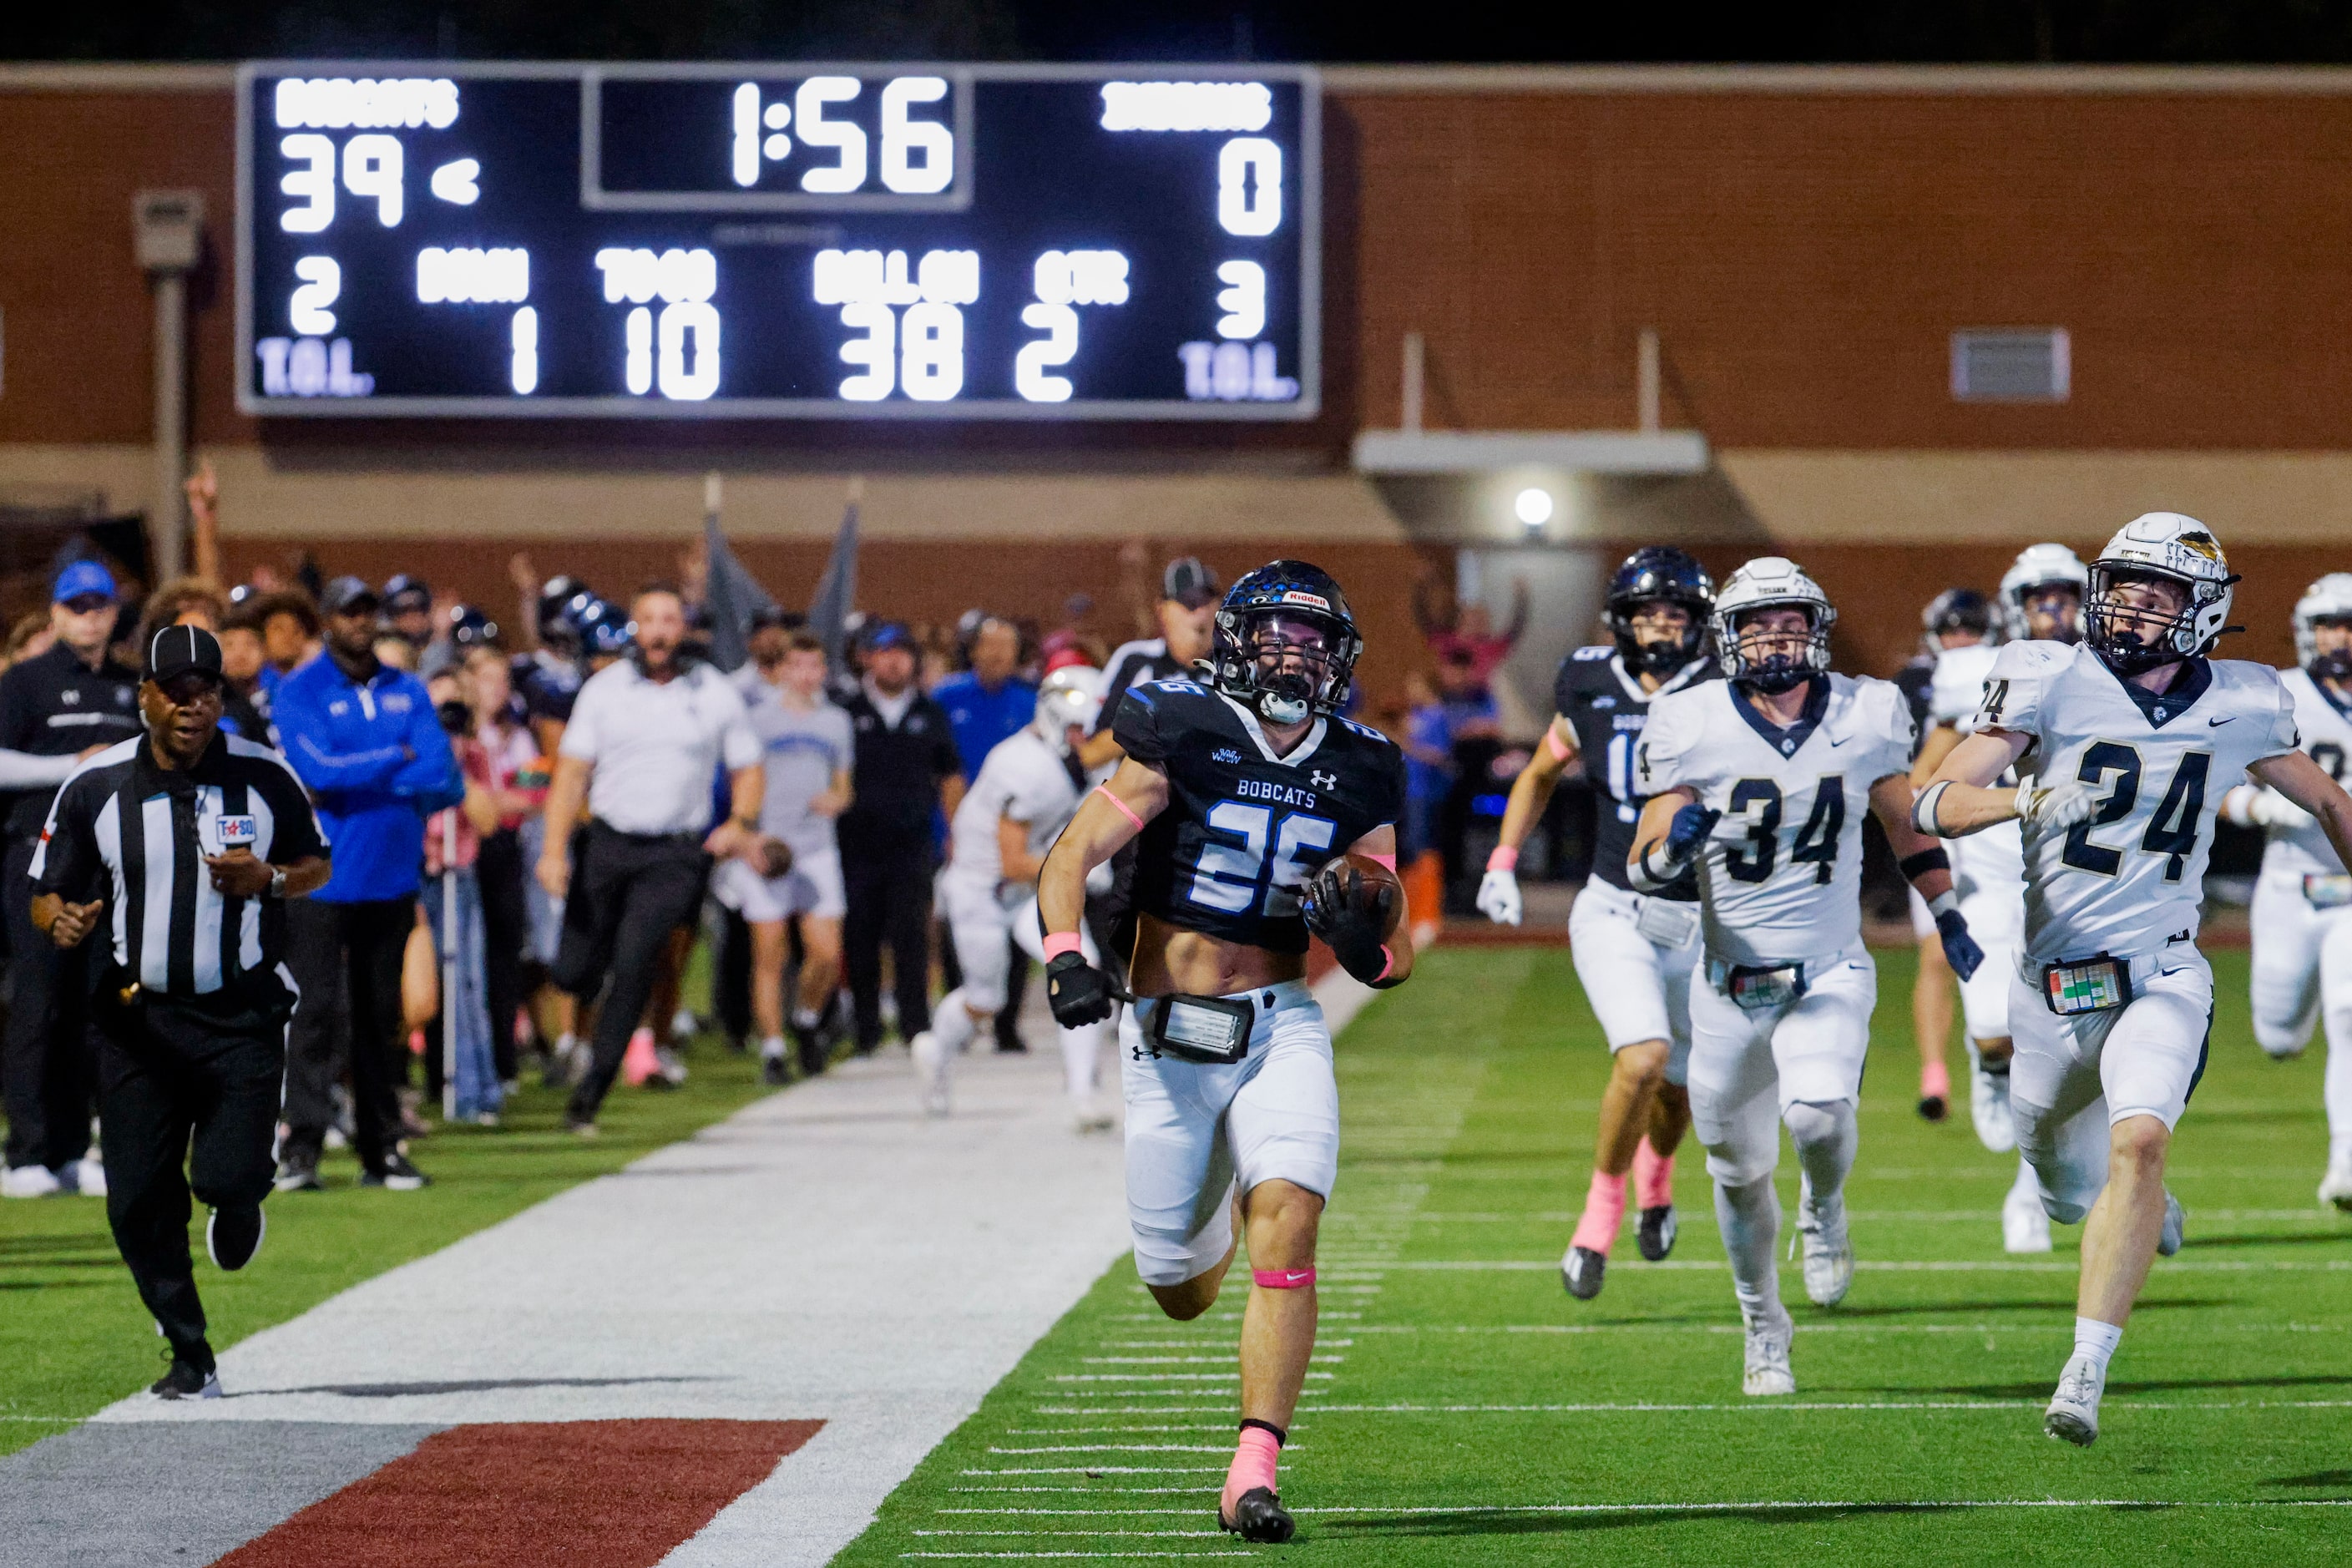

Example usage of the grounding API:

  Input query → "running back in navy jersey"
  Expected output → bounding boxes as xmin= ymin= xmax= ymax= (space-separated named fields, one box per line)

xmin=1552 ymin=646 xmax=1717 ymax=900
xmin=1113 ymin=677 xmax=1405 ymax=954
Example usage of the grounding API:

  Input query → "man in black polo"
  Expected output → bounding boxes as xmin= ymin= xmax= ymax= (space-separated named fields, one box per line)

xmin=33 ymin=625 xmax=331 ymax=1399
xmin=0 ymin=560 xmax=144 ymax=1200
xmin=838 ymin=622 xmax=962 ymax=1056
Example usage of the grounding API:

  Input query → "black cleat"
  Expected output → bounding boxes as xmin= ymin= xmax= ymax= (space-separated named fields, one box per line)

xmin=150 ymin=1357 xmax=221 ymax=1400
xmin=1219 ymin=1486 xmax=1295 ymax=1544
xmin=761 ymin=1048 xmax=792 ymax=1087
xmin=1636 ymin=1204 xmax=1677 ymax=1262
xmin=1561 ymin=1244 xmax=1606 ymax=1300
xmin=1917 ymin=1093 xmax=1948 ymax=1123
xmin=361 ymin=1154 xmax=429 ymax=1191
xmin=794 ymin=1028 xmax=828 ymax=1080
xmin=206 ymin=1205 xmax=266 ymax=1272
xmin=273 ymin=1155 xmax=323 ymax=1193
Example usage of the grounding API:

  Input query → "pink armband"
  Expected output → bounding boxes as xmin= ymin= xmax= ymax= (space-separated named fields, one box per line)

xmin=1543 ymin=727 xmax=1575 ymax=763
xmin=1486 ymin=845 xmax=1518 ymax=873
xmin=1252 ymin=1267 xmax=1316 ymax=1289
xmin=1042 ymin=931 xmax=1085 ymax=961
xmin=1094 ymin=784 xmax=1145 ymax=832
xmin=1365 ymin=851 xmax=1397 ymax=874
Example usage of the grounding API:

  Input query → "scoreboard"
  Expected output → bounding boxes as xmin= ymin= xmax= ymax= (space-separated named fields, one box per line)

xmin=234 ymin=62 xmax=1320 ymax=419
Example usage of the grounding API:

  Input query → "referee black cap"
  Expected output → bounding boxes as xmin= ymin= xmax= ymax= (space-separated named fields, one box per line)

xmin=322 ymin=575 xmax=380 ymax=616
xmin=146 ymin=624 xmax=225 ymax=684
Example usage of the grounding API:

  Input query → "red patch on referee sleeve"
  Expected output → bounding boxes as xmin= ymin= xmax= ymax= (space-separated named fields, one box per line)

xmin=215 ymin=1419 xmax=822 ymax=1568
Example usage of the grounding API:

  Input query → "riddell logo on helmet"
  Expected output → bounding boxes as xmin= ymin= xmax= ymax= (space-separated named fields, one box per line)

xmin=1279 ymin=591 xmax=1331 ymax=609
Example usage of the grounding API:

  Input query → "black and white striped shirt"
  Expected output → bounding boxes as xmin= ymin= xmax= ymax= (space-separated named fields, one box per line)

xmin=32 ymin=735 xmax=328 ymax=1001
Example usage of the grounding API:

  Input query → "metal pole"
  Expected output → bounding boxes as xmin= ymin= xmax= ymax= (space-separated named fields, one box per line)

xmin=151 ymin=271 xmax=188 ymax=579
xmin=1402 ymin=331 xmax=1424 ymax=434
xmin=1637 ymin=327 xmax=1662 ymax=435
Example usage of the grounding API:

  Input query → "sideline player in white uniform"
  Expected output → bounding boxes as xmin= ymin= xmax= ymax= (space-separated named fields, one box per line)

xmin=1631 ymin=559 xmax=1984 ymax=1397
xmin=1919 ymin=513 xmax=2352 ymax=1445
xmin=1913 ymin=545 xmax=2092 ymax=1252
xmin=1477 ymin=546 xmax=1717 ymax=1298
xmin=714 ymin=629 xmax=853 ymax=1085
xmin=1039 ymin=561 xmax=1411 ymax=1543
xmin=2222 ymin=573 xmax=2352 ymax=1208
xmin=914 ymin=666 xmax=1110 ymax=1123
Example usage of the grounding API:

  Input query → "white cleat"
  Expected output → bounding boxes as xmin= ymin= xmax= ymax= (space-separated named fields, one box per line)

xmin=2044 ymin=1353 xmax=2106 ymax=1446
xmin=2319 ymin=1156 xmax=2352 ymax=1214
xmin=1797 ymin=1190 xmax=1854 ymax=1308
xmin=910 ymin=1031 xmax=951 ymax=1117
xmin=1969 ymin=1045 xmax=2016 ymax=1154
xmin=1743 ymin=1308 xmax=1796 ymax=1397
xmin=0 ymin=1164 xmax=61 ymax=1199
xmin=2157 ymin=1190 xmax=2185 ymax=1257
xmin=2002 ymin=1180 xmax=2052 ymax=1255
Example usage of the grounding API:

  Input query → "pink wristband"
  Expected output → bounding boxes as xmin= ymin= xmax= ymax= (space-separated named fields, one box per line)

xmin=1094 ymin=784 xmax=1145 ymax=832
xmin=1543 ymin=727 xmax=1575 ymax=763
xmin=1366 ymin=851 xmax=1397 ymax=874
xmin=1486 ymin=845 xmax=1518 ymax=873
xmin=1373 ymin=943 xmax=1396 ymax=983
xmin=1042 ymin=931 xmax=1085 ymax=961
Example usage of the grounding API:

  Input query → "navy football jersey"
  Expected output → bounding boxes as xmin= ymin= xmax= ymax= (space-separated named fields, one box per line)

xmin=1553 ymin=647 xmax=1717 ymax=900
xmin=1114 ymin=677 xmax=1405 ymax=954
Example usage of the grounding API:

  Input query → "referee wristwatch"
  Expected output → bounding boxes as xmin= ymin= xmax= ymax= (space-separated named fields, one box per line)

xmin=267 ymin=867 xmax=288 ymax=899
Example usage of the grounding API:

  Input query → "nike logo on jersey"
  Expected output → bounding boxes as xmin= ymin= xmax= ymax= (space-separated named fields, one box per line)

xmin=2208 ymin=716 xmax=2235 ymax=726
xmin=1829 ymin=736 xmax=1851 ymax=746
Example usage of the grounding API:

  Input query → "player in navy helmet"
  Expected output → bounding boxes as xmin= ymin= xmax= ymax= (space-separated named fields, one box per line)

xmin=1479 ymin=546 xmax=1717 ymax=1299
xmin=1039 ymin=559 xmax=1410 ymax=1544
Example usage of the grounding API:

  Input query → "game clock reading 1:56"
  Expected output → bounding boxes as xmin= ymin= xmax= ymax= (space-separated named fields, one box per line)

xmin=235 ymin=62 xmax=1320 ymax=418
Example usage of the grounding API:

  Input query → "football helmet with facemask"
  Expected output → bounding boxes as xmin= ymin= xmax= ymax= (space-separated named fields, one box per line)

xmin=1033 ymin=664 xmax=1103 ymax=754
xmin=1919 ymin=587 xmax=1997 ymax=656
xmin=2294 ymin=573 xmax=2352 ymax=683
xmin=2084 ymin=513 xmax=2239 ymax=676
xmin=1712 ymin=557 xmax=1836 ymax=693
xmin=1999 ymin=543 xmax=2090 ymax=644
xmin=1605 ymin=546 xmax=1716 ymax=677
xmin=1210 ymin=560 xmax=1364 ymax=725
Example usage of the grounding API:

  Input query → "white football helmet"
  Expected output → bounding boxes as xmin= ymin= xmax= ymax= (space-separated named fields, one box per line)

xmin=1712 ymin=556 xmax=1836 ymax=692
xmin=1032 ymin=665 xmax=1103 ymax=755
xmin=1999 ymin=543 xmax=2090 ymax=643
xmin=2085 ymin=513 xmax=2238 ymax=675
xmin=2294 ymin=572 xmax=2352 ymax=678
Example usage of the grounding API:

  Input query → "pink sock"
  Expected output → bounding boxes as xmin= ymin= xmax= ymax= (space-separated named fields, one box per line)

xmin=1570 ymin=1169 xmax=1627 ymax=1254
xmin=1633 ymin=1138 xmax=1675 ymax=1211
xmin=1222 ymin=1424 xmax=1282 ymax=1517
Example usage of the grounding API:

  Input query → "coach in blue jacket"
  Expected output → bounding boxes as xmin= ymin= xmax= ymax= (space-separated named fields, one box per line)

xmin=271 ymin=577 xmax=463 ymax=1192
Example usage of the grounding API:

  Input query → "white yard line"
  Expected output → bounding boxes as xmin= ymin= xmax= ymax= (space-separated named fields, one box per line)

xmin=86 ymin=1046 xmax=1130 ymax=1568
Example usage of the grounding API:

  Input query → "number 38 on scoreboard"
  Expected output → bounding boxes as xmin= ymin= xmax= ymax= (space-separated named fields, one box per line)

xmin=236 ymin=62 xmax=1320 ymax=419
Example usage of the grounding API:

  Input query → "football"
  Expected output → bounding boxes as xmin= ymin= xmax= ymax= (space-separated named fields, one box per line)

xmin=1313 ymin=852 xmax=1405 ymax=936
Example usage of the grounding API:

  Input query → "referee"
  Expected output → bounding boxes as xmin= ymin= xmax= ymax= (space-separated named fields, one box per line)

xmin=33 ymin=626 xmax=330 ymax=1400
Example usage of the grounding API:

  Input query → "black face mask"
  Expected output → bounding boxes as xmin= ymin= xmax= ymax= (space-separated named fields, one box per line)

xmin=436 ymin=701 xmax=472 ymax=735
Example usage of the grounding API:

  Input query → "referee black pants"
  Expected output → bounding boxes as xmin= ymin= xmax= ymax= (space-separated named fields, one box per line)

xmin=94 ymin=999 xmax=281 ymax=1371
xmin=554 ymin=822 xmax=708 ymax=1123
xmin=2 ymin=835 xmax=95 ymax=1172
xmin=842 ymin=837 xmax=934 ymax=1051
xmin=281 ymin=897 xmax=413 ymax=1175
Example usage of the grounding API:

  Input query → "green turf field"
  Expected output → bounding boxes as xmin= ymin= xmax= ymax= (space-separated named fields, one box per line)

xmin=836 ymin=944 xmax=2352 ymax=1565
xmin=0 ymin=1037 xmax=773 ymax=1459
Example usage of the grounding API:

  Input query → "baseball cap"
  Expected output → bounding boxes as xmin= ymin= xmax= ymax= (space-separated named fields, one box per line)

xmin=862 ymin=620 xmax=916 ymax=654
xmin=1162 ymin=557 xmax=1220 ymax=609
xmin=750 ymin=604 xmax=803 ymax=634
xmin=53 ymin=560 xmax=119 ymax=605
xmin=383 ymin=574 xmax=432 ymax=613
xmin=146 ymin=624 xmax=225 ymax=684
xmin=321 ymin=575 xmax=381 ymax=615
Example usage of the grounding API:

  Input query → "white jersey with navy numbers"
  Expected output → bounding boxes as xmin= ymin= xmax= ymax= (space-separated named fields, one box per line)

xmin=1973 ymin=640 xmax=2302 ymax=964
xmin=949 ymin=728 xmax=1085 ymax=887
xmin=1930 ymin=640 xmax=2026 ymax=896
xmin=2259 ymin=665 xmax=2352 ymax=880
xmin=1637 ymin=673 xmax=1915 ymax=967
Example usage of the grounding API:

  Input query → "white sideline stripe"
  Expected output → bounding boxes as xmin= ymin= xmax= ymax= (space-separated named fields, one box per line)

xmin=1287 ymin=1499 xmax=2352 ymax=1515
xmin=1388 ymin=1258 xmax=2352 ymax=1272
xmin=1292 ymin=1399 xmax=2352 ymax=1414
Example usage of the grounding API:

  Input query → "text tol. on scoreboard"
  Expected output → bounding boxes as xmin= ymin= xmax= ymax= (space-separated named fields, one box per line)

xmin=235 ymin=62 xmax=1319 ymax=419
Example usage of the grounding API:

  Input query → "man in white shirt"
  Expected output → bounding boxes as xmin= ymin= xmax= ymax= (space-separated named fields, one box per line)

xmin=537 ymin=585 xmax=763 ymax=1134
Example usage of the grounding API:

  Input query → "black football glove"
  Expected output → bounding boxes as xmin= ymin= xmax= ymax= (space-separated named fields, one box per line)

xmin=1045 ymin=951 xmax=1115 ymax=1027
xmin=1301 ymin=862 xmax=1400 ymax=987
xmin=1935 ymin=906 xmax=1985 ymax=982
